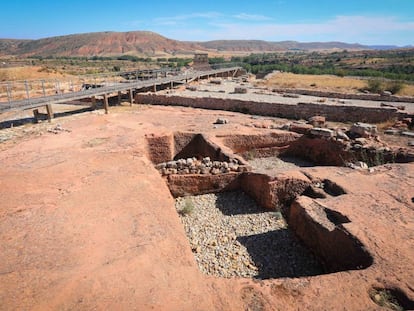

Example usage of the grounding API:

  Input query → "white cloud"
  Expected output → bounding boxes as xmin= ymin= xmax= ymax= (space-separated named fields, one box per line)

xmin=205 ymin=15 xmax=414 ymax=44
xmin=232 ymin=13 xmax=272 ymax=21
xmin=148 ymin=14 xmax=414 ymax=45
xmin=153 ymin=12 xmax=222 ymax=25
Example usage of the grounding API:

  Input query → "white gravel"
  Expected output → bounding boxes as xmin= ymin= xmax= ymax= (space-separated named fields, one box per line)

xmin=175 ymin=191 xmax=323 ymax=279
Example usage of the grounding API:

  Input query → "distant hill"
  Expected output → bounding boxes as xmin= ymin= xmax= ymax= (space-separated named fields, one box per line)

xmin=367 ymin=45 xmax=413 ymax=50
xmin=0 ymin=31 xmax=204 ymax=57
xmin=0 ymin=30 xmax=407 ymax=57
xmin=198 ymin=40 xmax=368 ymax=51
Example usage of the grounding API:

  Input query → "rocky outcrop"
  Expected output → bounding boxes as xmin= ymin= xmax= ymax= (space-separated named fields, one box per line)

xmin=349 ymin=122 xmax=378 ymax=138
xmin=239 ymin=171 xmax=312 ymax=210
xmin=145 ymin=133 xmax=174 ymax=164
xmin=289 ymin=196 xmax=373 ymax=272
xmin=221 ymin=132 xmax=300 ymax=154
xmin=167 ymin=172 xmax=241 ymax=197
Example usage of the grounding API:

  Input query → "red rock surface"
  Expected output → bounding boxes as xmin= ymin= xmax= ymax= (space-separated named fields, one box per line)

xmin=0 ymin=106 xmax=413 ymax=310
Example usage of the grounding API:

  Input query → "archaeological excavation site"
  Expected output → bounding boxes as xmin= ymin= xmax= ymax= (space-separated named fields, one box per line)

xmin=1 ymin=70 xmax=414 ymax=310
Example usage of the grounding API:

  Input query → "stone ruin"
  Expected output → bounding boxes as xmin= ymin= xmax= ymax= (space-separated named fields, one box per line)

xmin=144 ymin=125 xmax=412 ymax=280
xmin=155 ymin=157 xmax=247 ymax=176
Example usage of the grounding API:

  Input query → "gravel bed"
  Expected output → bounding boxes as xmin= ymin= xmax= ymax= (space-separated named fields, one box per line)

xmin=175 ymin=191 xmax=323 ymax=279
xmin=248 ymin=156 xmax=314 ymax=175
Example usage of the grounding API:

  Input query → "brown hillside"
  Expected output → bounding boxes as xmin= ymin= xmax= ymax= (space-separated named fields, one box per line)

xmin=0 ymin=31 xmax=394 ymax=57
xmin=0 ymin=31 xmax=204 ymax=57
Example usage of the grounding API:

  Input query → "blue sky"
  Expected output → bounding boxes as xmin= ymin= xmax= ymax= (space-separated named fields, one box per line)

xmin=1 ymin=0 xmax=413 ymax=45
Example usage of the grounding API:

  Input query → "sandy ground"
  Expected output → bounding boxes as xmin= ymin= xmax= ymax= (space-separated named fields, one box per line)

xmin=0 ymin=105 xmax=413 ymax=310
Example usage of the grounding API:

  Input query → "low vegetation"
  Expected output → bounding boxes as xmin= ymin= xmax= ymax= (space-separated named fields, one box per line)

xmin=229 ymin=49 xmax=414 ymax=82
xmin=179 ymin=197 xmax=194 ymax=216
xmin=365 ymin=79 xmax=405 ymax=94
xmin=1 ymin=48 xmax=413 ymax=97
xmin=261 ymin=72 xmax=414 ymax=96
xmin=369 ymin=288 xmax=404 ymax=311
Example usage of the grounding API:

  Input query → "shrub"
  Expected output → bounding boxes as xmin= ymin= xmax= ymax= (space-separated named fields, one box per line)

xmin=386 ymin=80 xmax=405 ymax=95
xmin=335 ymin=69 xmax=345 ymax=77
xmin=179 ymin=197 xmax=194 ymax=216
xmin=369 ymin=288 xmax=404 ymax=311
xmin=366 ymin=79 xmax=383 ymax=93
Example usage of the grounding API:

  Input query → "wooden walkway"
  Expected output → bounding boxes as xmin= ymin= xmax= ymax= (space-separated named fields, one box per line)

xmin=0 ymin=67 xmax=242 ymax=119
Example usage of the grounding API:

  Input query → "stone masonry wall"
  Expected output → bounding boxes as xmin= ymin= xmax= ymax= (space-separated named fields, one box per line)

xmin=272 ymin=88 xmax=414 ymax=103
xmin=136 ymin=94 xmax=411 ymax=123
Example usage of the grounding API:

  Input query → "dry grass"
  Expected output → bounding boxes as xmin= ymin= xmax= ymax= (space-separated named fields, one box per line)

xmin=260 ymin=72 xmax=414 ymax=96
xmin=0 ymin=66 xmax=70 ymax=82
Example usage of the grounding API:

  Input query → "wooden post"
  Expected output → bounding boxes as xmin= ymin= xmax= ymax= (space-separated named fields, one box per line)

xmin=118 ymin=91 xmax=122 ymax=105
xmin=153 ymin=84 xmax=157 ymax=92
xmin=170 ymin=81 xmax=173 ymax=89
xmin=41 ymin=80 xmax=46 ymax=97
xmin=25 ymin=80 xmax=30 ymax=99
xmin=103 ymin=94 xmax=109 ymax=114
xmin=91 ymin=96 xmax=96 ymax=110
xmin=46 ymin=104 xmax=53 ymax=122
xmin=33 ymin=109 xmax=40 ymax=123
xmin=128 ymin=89 xmax=133 ymax=106
xmin=6 ymin=83 xmax=11 ymax=104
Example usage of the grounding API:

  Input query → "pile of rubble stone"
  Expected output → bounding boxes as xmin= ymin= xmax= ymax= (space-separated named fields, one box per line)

xmin=155 ymin=157 xmax=247 ymax=176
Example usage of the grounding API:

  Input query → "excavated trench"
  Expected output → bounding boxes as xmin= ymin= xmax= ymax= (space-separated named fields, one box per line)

xmin=146 ymin=131 xmax=373 ymax=279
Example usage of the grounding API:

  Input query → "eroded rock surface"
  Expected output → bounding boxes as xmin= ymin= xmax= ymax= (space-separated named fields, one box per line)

xmin=0 ymin=105 xmax=413 ymax=311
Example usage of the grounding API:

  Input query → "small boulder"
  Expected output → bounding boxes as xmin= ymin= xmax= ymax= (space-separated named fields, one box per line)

xmin=202 ymin=157 xmax=211 ymax=164
xmin=156 ymin=162 xmax=167 ymax=170
xmin=290 ymin=122 xmax=313 ymax=134
xmin=234 ymin=87 xmax=247 ymax=94
xmin=281 ymin=123 xmax=291 ymax=131
xmin=381 ymin=90 xmax=392 ymax=96
xmin=393 ymin=121 xmax=408 ymax=130
xmin=308 ymin=116 xmax=326 ymax=127
xmin=211 ymin=168 xmax=220 ymax=175
xmin=214 ymin=118 xmax=228 ymax=125
xmin=384 ymin=129 xmax=400 ymax=135
xmin=166 ymin=161 xmax=177 ymax=169
xmin=356 ymin=161 xmax=369 ymax=169
xmin=401 ymin=131 xmax=414 ymax=138
xmin=350 ymin=122 xmax=378 ymax=138
xmin=200 ymin=168 xmax=209 ymax=174
xmin=310 ymin=128 xmax=334 ymax=138
xmin=336 ymin=129 xmax=350 ymax=141
xmin=402 ymin=118 xmax=412 ymax=126
xmin=354 ymin=137 xmax=368 ymax=145
xmin=347 ymin=161 xmax=368 ymax=170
